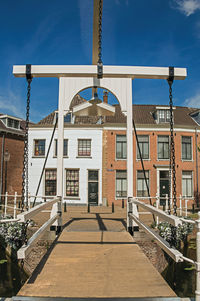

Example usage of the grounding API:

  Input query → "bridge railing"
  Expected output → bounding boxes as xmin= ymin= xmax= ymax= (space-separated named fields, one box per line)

xmin=128 ymin=197 xmax=199 ymax=300
xmin=16 ymin=197 xmax=62 ymax=260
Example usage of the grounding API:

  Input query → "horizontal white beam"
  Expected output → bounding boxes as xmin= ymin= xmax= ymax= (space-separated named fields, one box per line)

xmin=17 ymin=198 xmax=59 ymax=222
xmin=13 ymin=65 xmax=187 ymax=80
xmin=17 ymin=213 xmax=59 ymax=259
xmin=131 ymin=198 xmax=182 ymax=227
xmin=129 ymin=213 xmax=183 ymax=263
xmin=0 ymin=218 xmax=20 ymax=223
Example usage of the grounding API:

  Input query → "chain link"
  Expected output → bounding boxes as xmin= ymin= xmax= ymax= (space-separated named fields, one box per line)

xmin=97 ymin=0 xmax=103 ymax=78
xmin=21 ymin=77 xmax=31 ymax=212
xmin=168 ymin=73 xmax=177 ymax=216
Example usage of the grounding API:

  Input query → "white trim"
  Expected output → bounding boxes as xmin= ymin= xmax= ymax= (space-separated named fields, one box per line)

xmin=156 ymin=106 xmax=176 ymax=110
xmin=181 ymin=135 xmax=193 ymax=161
xmin=103 ymin=127 xmax=199 ymax=132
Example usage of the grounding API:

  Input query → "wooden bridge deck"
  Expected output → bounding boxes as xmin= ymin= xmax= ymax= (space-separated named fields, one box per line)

xmin=18 ymin=228 xmax=176 ymax=298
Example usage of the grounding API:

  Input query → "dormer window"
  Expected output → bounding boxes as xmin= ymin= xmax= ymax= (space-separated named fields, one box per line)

xmin=190 ymin=111 xmax=200 ymax=125
xmin=54 ymin=111 xmax=72 ymax=124
xmin=158 ymin=110 xmax=170 ymax=123
xmin=0 ymin=115 xmax=21 ymax=130
xmin=154 ymin=106 xmax=175 ymax=124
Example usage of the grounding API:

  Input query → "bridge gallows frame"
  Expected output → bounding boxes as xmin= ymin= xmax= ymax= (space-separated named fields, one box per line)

xmin=13 ymin=64 xmax=187 ymax=227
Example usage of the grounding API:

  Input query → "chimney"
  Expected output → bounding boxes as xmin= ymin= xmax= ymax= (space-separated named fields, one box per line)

xmin=103 ymin=91 xmax=108 ymax=103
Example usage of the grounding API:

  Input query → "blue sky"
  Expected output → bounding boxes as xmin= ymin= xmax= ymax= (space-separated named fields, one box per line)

xmin=1 ymin=0 xmax=200 ymax=122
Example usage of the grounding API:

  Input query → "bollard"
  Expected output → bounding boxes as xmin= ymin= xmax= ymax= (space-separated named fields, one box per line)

xmin=195 ymin=212 xmax=200 ymax=301
xmin=122 ymin=199 xmax=124 ymax=209
xmin=4 ymin=192 xmax=8 ymax=216
xmin=112 ymin=202 xmax=114 ymax=213
xmin=156 ymin=193 xmax=159 ymax=227
xmin=87 ymin=203 xmax=90 ymax=213
xmin=18 ymin=200 xmax=21 ymax=209
xmin=64 ymin=202 xmax=67 ymax=212
xmin=192 ymin=204 xmax=195 ymax=214
xmin=14 ymin=192 xmax=17 ymax=219
xmin=44 ymin=197 xmax=46 ymax=202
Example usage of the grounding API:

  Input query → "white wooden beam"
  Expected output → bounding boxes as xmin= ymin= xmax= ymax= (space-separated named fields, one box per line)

xmin=13 ymin=65 xmax=187 ymax=80
xmin=129 ymin=213 xmax=183 ymax=263
xmin=17 ymin=213 xmax=59 ymax=259
xmin=17 ymin=198 xmax=58 ymax=222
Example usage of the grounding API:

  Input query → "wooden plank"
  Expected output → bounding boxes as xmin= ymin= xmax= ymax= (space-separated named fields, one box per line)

xmin=13 ymin=65 xmax=187 ymax=80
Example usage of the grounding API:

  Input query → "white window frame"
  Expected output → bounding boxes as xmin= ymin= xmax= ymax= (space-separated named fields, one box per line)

xmin=33 ymin=139 xmax=46 ymax=157
xmin=116 ymin=134 xmax=127 ymax=160
xmin=181 ymin=136 xmax=193 ymax=161
xmin=182 ymin=171 xmax=193 ymax=198
xmin=136 ymin=135 xmax=150 ymax=160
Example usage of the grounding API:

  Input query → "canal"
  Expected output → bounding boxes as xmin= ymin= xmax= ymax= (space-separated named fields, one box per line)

xmin=0 ymin=246 xmax=27 ymax=297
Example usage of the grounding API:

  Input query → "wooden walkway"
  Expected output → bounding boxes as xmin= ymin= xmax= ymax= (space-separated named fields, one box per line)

xmin=18 ymin=228 xmax=176 ymax=298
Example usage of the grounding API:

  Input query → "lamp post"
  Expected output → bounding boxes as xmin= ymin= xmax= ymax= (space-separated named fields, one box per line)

xmin=4 ymin=149 xmax=10 ymax=196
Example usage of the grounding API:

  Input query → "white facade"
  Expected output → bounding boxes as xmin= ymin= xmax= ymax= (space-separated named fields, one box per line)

xmin=28 ymin=126 xmax=103 ymax=205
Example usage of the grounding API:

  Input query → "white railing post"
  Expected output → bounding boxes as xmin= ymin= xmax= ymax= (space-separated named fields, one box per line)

xmin=165 ymin=194 xmax=168 ymax=213
xmin=156 ymin=193 xmax=159 ymax=226
xmin=28 ymin=193 xmax=31 ymax=211
xmin=4 ymin=192 xmax=8 ymax=216
xmin=185 ymin=199 xmax=188 ymax=217
xmin=195 ymin=212 xmax=200 ymax=301
xmin=179 ymin=195 xmax=182 ymax=217
xmin=14 ymin=192 xmax=17 ymax=219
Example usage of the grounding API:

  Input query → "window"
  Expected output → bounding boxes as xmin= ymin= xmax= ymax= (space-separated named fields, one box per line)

xmin=137 ymin=135 xmax=149 ymax=159
xmin=34 ymin=139 xmax=45 ymax=156
xmin=7 ymin=118 xmax=20 ymax=129
xmin=54 ymin=139 xmax=68 ymax=157
xmin=116 ymin=135 xmax=127 ymax=159
xmin=78 ymin=139 xmax=91 ymax=156
xmin=45 ymin=169 xmax=57 ymax=196
xmin=66 ymin=169 xmax=79 ymax=197
xmin=182 ymin=171 xmax=193 ymax=197
xmin=158 ymin=136 xmax=169 ymax=160
xmin=158 ymin=110 xmax=171 ymax=123
xmin=137 ymin=170 xmax=149 ymax=197
xmin=116 ymin=170 xmax=127 ymax=197
xmin=182 ymin=136 xmax=192 ymax=160
xmin=64 ymin=113 xmax=71 ymax=123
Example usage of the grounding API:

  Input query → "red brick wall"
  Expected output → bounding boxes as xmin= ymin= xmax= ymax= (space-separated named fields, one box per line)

xmin=0 ymin=133 xmax=24 ymax=196
xmin=103 ymin=128 xmax=200 ymax=207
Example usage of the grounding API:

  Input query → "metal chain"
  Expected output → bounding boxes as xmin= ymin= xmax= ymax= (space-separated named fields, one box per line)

xmin=21 ymin=66 xmax=32 ymax=212
xmin=97 ymin=0 xmax=103 ymax=79
xmin=168 ymin=67 xmax=177 ymax=216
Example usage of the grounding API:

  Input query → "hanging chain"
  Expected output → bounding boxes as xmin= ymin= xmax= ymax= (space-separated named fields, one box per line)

xmin=21 ymin=65 xmax=32 ymax=212
xmin=168 ymin=67 xmax=177 ymax=216
xmin=97 ymin=0 xmax=103 ymax=79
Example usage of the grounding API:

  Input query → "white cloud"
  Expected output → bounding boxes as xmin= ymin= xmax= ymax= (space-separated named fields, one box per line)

xmin=172 ymin=0 xmax=200 ymax=16
xmin=184 ymin=92 xmax=200 ymax=108
xmin=0 ymin=90 xmax=25 ymax=118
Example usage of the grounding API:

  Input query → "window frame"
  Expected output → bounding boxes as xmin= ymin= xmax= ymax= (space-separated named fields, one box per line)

xmin=44 ymin=169 xmax=57 ymax=196
xmin=116 ymin=135 xmax=127 ymax=160
xmin=54 ymin=139 xmax=68 ymax=157
xmin=182 ymin=171 xmax=193 ymax=198
xmin=115 ymin=170 xmax=127 ymax=198
xmin=157 ymin=135 xmax=169 ymax=160
xmin=65 ymin=168 xmax=80 ymax=197
xmin=77 ymin=139 xmax=92 ymax=157
xmin=182 ymin=136 xmax=192 ymax=161
xmin=136 ymin=170 xmax=150 ymax=197
xmin=33 ymin=139 xmax=46 ymax=157
xmin=136 ymin=135 xmax=150 ymax=160
xmin=158 ymin=110 xmax=171 ymax=123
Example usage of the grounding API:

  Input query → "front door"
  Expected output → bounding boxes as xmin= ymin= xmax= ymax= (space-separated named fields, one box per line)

xmin=88 ymin=170 xmax=98 ymax=205
xmin=159 ymin=170 xmax=170 ymax=206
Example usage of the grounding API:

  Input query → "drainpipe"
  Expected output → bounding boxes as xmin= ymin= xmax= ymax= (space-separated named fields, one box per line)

xmin=0 ymin=133 xmax=5 ymax=205
xmin=195 ymin=128 xmax=199 ymax=207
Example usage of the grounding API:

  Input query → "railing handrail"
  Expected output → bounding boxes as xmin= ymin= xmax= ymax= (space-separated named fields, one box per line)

xmin=17 ymin=198 xmax=59 ymax=222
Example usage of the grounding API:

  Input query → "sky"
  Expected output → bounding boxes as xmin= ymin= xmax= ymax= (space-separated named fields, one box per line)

xmin=0 ymin=0 xmax=200 ymax=123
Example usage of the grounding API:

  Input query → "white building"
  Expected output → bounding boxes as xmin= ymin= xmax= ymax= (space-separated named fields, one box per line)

xmin=28 ymin=108 xmax=103 ymax=205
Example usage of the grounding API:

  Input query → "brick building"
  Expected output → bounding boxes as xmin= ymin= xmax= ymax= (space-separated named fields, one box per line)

xmin=102 ymin=105 xmax=200 ymax=206
xmin=0 ymin=114 xmax=25 ymax=197
xmin=29 ymin=95 xmax=200 ymax=208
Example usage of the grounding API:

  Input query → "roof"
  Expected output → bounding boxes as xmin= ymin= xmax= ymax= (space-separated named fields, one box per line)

xmin=0 ymin=114 xmax=29 ymax=136
xmin=33 ymin=95 xmax=200 ymax=129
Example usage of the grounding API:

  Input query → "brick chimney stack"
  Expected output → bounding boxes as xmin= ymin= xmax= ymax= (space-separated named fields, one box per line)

xmin=103 ymin=91 xmax=108 ymax=103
